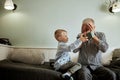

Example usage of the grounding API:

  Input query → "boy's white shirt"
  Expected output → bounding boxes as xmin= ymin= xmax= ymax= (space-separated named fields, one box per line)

xmin=54 ymin=39 xmax=82 ymax=70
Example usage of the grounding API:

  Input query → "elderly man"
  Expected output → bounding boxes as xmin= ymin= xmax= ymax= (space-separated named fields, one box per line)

xmin=74 ymin=18 xmax=116 ymax=80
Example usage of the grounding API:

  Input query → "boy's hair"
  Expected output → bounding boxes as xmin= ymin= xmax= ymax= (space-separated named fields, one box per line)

xmin=54 ymin=29 xmax=67 ymax=41
xmin=82 ymin=18 xmax=94 ymax=24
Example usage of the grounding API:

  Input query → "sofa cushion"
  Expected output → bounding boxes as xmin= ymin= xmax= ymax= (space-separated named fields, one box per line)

xmin=112 ymin=48 xmax=120 ymax=58
xmin=7 ymin=48 xmax=45 ymax=65
xmin=101 ymin=49 xmax=113 ymax=65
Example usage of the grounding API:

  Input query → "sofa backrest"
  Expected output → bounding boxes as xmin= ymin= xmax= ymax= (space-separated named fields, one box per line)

xmin=0 ymin=44 xmax=13 ymax=60
xmin=10 ymin=47 xmax=57 ymax=62
xmin=0 ymin=44 xmax=79 ymax=62
xmin=0 ymin=44 xmax=118 ymax=65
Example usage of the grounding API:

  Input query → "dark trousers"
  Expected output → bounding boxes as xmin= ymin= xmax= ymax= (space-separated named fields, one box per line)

xmin=77 ymin=66 xmax=116 ymax=80
xmin=58 ymin=61 xmax=76 ymax=73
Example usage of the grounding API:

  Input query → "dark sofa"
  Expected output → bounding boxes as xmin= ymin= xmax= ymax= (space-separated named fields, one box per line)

xmin=0 ymin=58 xmax=120 ymax=80
xmin=0 ymin=59 xmax=62 ymax=80
xmin=0 ymin=45 xmax=120 ymax=80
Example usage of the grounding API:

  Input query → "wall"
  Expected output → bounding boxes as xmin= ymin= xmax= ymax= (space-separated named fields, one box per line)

xmin=0 ymin=0 xmax=120 ymax=50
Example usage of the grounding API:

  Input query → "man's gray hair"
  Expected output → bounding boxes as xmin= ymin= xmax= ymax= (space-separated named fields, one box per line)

xmin=82 ymin=18 xmax=94 ymax=24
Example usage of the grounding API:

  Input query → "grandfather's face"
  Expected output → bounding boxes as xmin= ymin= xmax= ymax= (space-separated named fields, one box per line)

xmin=81 ymin=21 xmax=95 ymax=33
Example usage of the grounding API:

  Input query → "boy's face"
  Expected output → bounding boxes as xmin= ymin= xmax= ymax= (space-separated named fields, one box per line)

xmin=58 ymin=31 xmax=68 ymax=43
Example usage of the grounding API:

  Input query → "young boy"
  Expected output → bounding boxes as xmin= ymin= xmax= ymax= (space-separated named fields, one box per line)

xmin=54 ymin=29 xmax=83 ymax=80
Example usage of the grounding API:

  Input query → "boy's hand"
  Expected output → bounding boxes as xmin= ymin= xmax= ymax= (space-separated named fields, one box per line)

xmin=79 ymin=33 xmax=88 ymax=42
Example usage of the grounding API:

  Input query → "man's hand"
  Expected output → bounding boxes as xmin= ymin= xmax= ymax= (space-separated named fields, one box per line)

xmin=87 ymin=23 xmax=95 ymax=38
xmin=87 ymin=23 xmax=100 ymax=44
xmin=87 ymin=23 xmax=95 ymax=32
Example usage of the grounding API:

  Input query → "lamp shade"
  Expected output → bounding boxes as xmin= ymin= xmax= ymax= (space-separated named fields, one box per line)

xmin=112 ymin=2 xmax=120 ymax=12
xmin=4 ymin=0 xmax=14 ymax=10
